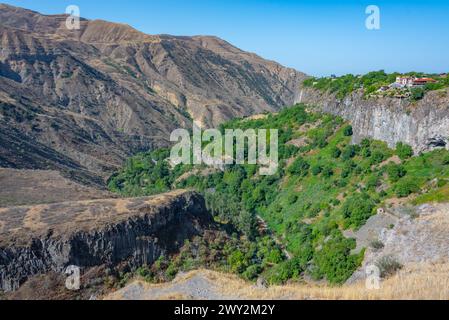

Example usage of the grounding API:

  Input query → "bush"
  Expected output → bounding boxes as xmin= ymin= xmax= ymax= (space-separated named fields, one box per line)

xmin=370 ymin=240 xmax=385 ymax=251
xmin=330 ymin=146 xmax=342 ymax=158
xmin=165 ymin=264 xmax=179 ymax=280
xmin=311 ymin=165 xmax=323 ymax=176
xmin=312 ymin=233 xmax=362 ymax=284
xmin=266 ymin=258 xmax=304 ymax=285
xmin=411 ymin=87 xmax=425 ymax=101
xmin=288 ymin=157 xmax=310 ymax=176
xmin=442 ymin=155 xmax=449 ymax=165
xmin=342 ymin=145 xmax=357 ymax=160
xmin=228 ymin=250 xmax=249 ymax=274
xmin=341 ymin=193 xmax=375 ymax=229
xmin=396 ymin=142 xmax=414 ymax=160
xmin=343 ymin=125 xmax=353 ymax=136
xmin=366 ymin=175 xmax=380 ymax=189
xmin=287 ymin=194 xmax=299 ymax=205
xmin=242 ymin=265 xmax=262 ymax=281
xmin=386 ymin=163 xmax=407 ymax=182
xmin=322 ymin=167 xmax=334 ymax=178
xmin=375 ymin=256 xmax=402 ymax=278
xmin=395 ymin=178 xmax=420 ymax=197
xmin=370 ymin=150 xmax=386 ymax=165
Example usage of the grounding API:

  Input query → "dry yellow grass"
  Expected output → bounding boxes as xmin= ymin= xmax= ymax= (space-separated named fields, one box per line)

xmin=201 ymin=263 xmax=449 ymax=300
xmin=106 ymin=263 xmax=449 ymax=300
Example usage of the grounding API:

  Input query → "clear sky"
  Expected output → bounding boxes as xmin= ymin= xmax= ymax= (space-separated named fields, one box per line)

xmin=2 ymin=0 xmax=449 ymax=76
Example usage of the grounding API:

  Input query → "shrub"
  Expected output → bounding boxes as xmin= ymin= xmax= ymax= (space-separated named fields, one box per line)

xmin=322 ymin=167 xmax=334 ymax=178
xmin=375 ymin=256 xmax=402 ymax=278
xmin=165 ymin=264 xmax=179 ymax=280
xmin=411 ymin=87 xmax=425 ymax=101
xmin=386 ymin=163 xmax=407 ymax=182
xmin=228 ymin=250 xmax=249 ymax=274
xmin=287 ymin=194 xmax=299 ymax=205
xmin=370 ymin=240 xmax=385 ymax=251
xmin=366 ymin=174 xmax=380 ymax=189
xmin=242 ymin=265 xmax=262 ymax=281
xmin=342 ymin=145 xmax=357 ymax=160
xmin=330 ymin=146 xmax=342 ymax=158
xmin=396 ymin=142 xmax=414 ymax=160
xmin=395 ymin=178 xmax=420 ymax=197
xmin=288 ymin=157 xmax=310 ymax=176
xmin=312 ymin=233 xmax=362 ymax=284
xmin=341 ymin=193 xmax=375 ymax=229
xmin=443 ymin=155 xmax=449 ymax=165
xmin=370 ymin=150 xmax=386 ymax=165
xmin=311 ymin=165 xmax=323 ymax=176
xmin=361 ymin=147 xmax=372 ymax=158
xmin=266 ymin=258 xmax=304 ymax=285
xmin=343 ymin=125 xmax=353 ymax=136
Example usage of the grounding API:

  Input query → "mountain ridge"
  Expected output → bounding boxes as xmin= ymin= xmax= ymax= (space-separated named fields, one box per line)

xmin=0 ymin=4 xmax=306 ymax=185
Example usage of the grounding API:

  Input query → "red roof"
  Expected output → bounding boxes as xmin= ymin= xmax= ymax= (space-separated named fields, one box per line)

xmin=414 ymin=78 xmax=437 ymax=83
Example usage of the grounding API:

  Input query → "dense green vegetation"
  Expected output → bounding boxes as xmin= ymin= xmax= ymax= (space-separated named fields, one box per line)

xmin=303 ymin=70 xmax=449 ymax=99
xmin=109 ymin=104 xmax=449 ymax=285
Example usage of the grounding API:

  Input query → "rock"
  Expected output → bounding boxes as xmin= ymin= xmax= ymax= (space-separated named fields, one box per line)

xmin=255 ymin=277 xmax=268 ymax=289
xmin=298 ymin=87 xmax=449 ymax=154
xmin=0 ymin=190 xmax=213 ymax=292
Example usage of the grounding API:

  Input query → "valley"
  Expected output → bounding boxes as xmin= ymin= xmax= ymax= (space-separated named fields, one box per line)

xmin=107 ymin=104 xmax=449 ymax=290
xmin=0 ymin=3 xmax=448 ymax=301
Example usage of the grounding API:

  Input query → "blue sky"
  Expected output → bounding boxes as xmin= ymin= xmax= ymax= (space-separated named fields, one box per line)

xmin=2 ymin=0 xmax=449 ymax=76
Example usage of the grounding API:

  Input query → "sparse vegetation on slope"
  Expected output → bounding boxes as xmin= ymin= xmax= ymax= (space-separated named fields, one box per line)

xmin=109 ymin=104 xmax=449 ymax=285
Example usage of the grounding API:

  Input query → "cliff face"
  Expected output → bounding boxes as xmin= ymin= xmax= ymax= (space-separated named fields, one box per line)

xmin=0 ymin=4 xmax=305 ymax=185
xmin=0 ymin=190 xmax=212 ymax=292
xmin=298 ymin=87 xmax=449 ymax=153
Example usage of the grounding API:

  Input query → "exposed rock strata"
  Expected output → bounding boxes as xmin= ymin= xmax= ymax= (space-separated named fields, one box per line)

xmin=298 ymin=87 xmax=449 ymax=153
xmin=0 ymin=4 xmax=305 ymax=185
xmin=0 ymin=190 xmax=212 ymax=292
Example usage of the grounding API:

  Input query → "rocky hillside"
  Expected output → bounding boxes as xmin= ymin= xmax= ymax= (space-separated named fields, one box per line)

xmin=0 ymin=190 xmax=212 ymax=292
xmin=0 ymin=4 xmax=306 ymax=185
xmin=297 ymin=86 xmax=449 ymax=153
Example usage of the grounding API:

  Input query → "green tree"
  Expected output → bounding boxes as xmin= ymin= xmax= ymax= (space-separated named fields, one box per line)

xmin=288 ymin=157 xmax=310 ymax=176
xmin=396 ymin=142 xmax=414 ymax=160
xmin=386 ymin=163 xmax=407 ymax=182
xmin=343 ymin=125 xmax=353 ymax=137
xmin=395 ymin=178 xmax=420 ymax=197
xmin=341 ymin=193 xmax=375 ymax=229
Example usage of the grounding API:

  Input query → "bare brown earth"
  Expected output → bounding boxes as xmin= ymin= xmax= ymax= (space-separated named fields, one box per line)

xmin=0 ymin=4 xmax=306 ymax=185
xmin=0 ymin=168 xmax=114 ymax=207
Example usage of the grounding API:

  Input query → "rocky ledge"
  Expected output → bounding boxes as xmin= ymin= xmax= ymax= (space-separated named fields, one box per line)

xmin=298 ymin=87 xmax=449 ymax=153
xmin=0 ymin=190 xmax=212 ymax=292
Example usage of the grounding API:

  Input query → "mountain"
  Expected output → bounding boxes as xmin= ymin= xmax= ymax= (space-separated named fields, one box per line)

xmin=0 ymin=4 xmax=306 ymax=186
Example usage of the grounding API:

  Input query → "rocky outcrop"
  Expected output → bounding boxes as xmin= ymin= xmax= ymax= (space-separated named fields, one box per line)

xmin=347 ymin=203 xmax=449 ymax=284
xmin=298 ymin=87 xmax=449 ymax=153
xmin=0 ymin=190 xmax=212 ymax=292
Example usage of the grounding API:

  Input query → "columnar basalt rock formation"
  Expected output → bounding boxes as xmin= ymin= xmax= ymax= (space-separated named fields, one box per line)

xmin=298 ymin=87 xmax=449 ymax=153
xmin=0 ymin=190 xmax=212 ymax=292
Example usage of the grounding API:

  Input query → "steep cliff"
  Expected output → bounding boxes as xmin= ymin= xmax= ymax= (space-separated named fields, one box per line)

xmin=0 ymin=190 xmax=212 ymax=292
xmin=298 ymin=87 xmax=449 ymax=153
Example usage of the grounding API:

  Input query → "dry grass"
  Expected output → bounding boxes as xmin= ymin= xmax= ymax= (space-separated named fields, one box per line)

xmin=227 ymin=263 xmax=449 ymax=300
xmin=106 ymin=263 xmax=449 ymax=300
